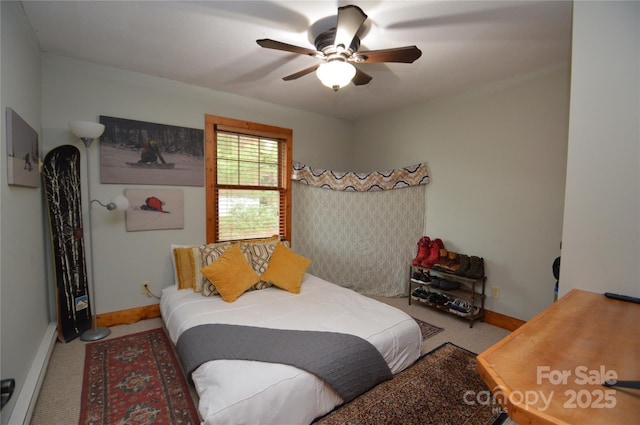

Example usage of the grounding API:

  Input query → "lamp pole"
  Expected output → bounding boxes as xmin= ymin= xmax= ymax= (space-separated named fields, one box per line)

xmin=79 ymin=136 xmax=110 ymax=341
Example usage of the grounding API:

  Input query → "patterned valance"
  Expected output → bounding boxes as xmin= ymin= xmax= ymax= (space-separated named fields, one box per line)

xmin=292 ymin=162 xmax=429 ymax=192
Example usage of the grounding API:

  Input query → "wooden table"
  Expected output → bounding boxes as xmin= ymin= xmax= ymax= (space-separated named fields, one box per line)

xmin=477 ymin=289 xmax=640 ymax=425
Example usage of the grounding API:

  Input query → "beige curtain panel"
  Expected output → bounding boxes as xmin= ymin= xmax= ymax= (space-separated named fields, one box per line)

xmin=292 ymin=182 xmax=427 ymax=297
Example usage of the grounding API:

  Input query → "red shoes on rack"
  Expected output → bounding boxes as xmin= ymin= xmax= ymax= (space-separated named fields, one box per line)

xmin=412 ymin=236 xmax=486 ymax=279
xmin=422 ymin=238 xmax=444 ymax=268
xmin=412 ymin=237 xmax=431 ymax=266
xmin=411 ymin=236 xmax=445 ymax=268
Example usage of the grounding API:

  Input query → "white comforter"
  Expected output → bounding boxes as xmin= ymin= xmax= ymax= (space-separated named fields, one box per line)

xmin=160 ymin=273 xmax=421 ymax=425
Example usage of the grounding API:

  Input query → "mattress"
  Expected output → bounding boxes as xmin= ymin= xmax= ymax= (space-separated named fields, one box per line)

xmin=160 ymin=273 xmax=421 ymax=425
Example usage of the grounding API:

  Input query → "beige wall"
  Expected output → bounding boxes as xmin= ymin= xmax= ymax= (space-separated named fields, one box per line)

xmin=40 ymin=55 xmax=576 ymax=322
xmin=40 ymin=54 xmax=355 ymax=316
xmin=0 ymin=2 xmax=47 ymax=423
xmin=560 ymin=1 xmax=640 ymax=297
xmin=352 ymin=66 xmax=570 ymax=321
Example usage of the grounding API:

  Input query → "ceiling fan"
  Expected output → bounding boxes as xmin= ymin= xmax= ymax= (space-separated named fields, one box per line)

xmin=256 ymin=5 xmax=422 ymax=91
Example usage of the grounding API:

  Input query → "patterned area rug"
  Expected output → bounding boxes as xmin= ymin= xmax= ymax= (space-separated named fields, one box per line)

xmin=314 ymin=342 xmax=506 ymax=425
xmin=79 ymin=328 xmax=199 ymax=425
xmin=414 ymin=317 xmax=444 ymax=341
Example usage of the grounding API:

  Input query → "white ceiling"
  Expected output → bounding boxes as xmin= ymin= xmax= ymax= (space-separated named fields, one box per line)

xmin=21 ymin=0 xmax=573 ymax=121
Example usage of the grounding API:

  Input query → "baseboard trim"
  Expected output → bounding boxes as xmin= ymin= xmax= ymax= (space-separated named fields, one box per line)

xmin=96 ymin=304 xmax=161 ymax=328
xmin=8 ymin=322 xmax=57 ymax=425
xmin=483 ymin=309 xmax=526 ymax=331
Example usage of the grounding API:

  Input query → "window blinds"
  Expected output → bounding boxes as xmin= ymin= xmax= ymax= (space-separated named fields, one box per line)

xmin=214 ymin=131 xmax=285 ymax=241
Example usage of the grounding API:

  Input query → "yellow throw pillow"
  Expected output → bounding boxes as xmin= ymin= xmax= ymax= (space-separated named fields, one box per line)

xmin=200 ymin=244 xmax=260 ymax=302
xmin=173 ymin=247 xmax=197 ymax=290
xmin=199 ymin=242 xmax=233 ymax=294
xmin=260 ymin=243 xmax=312 ymax=294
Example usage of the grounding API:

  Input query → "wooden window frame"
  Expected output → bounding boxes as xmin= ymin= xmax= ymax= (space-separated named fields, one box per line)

xmin=205 ymin=115 xmax=292 ymax=244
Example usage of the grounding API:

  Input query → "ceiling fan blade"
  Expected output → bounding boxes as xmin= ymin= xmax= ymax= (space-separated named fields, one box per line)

xmin=352 ymin=67 xmax=372 ymax=86
xmin=334 ymin=5 xmax=367 ymax=51
xmin=282 ymin=64 xmax=320 ymax=81
xmin=353 ymin=46 xmax=422 ymax=63
xmin=257 ymin=39 xmax=319 ymax=57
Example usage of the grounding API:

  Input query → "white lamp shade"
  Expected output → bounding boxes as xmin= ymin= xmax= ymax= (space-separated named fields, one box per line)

xmin=108 ymin=195 xmax=130 ymax=211
xmin=69 ymin=121 xmax=105 ymax=139
xmin=316 ymin=61 xmax=356 ymax=90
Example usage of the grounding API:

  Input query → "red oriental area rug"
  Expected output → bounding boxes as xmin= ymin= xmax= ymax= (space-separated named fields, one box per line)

xmin=79 ymin=328 xmax=199 ymax=425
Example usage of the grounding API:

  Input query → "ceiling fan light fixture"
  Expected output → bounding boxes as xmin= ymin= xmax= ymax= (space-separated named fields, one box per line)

xmin=258 ymin=5 xmax=420 ymax=89
xmin=316 ymin=60 xmax=356 ymax=91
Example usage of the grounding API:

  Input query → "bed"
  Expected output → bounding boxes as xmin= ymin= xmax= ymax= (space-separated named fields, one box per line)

xmin=161 ymin=241 xmax=422 ymax=425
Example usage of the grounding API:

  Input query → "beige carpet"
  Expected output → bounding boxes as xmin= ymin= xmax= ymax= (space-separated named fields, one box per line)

xmin=31 ymin=297 xmax=514 ymax=424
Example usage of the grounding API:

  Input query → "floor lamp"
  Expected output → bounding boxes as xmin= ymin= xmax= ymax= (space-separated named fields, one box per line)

xmin=69 ymin=121 xmax=129 ymax=341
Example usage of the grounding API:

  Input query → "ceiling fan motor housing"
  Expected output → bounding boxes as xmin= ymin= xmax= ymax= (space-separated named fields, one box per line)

xmin=315 ymin=28 xmax=360 ymax=59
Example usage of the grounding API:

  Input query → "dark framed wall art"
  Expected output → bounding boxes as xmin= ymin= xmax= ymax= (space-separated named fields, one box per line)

xmin=5 ymin=107 xmax=39 ymax=188
xmin=99 ymin=116 xmax=204 ymax=186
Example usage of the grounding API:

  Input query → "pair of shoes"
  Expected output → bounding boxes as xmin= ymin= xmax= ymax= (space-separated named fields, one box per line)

xmin=449 ymin=299 xmax=472 ymax=316
xmin=428 ymin=292 xmax=451 ymax=306
xmin=411 ymin=269 xmax=431 ymax=284
xmin=430 ymin=277 xmax=458 ymax=290
xmin=454 ymin=305 xmax=480 ymax=317
xmin=437 ymin=278 xmax=459 ymax=291
xmin=453 ymin=254 xmax=471 ymax=276
xmin=420 ymin=238 xmax=445 ymax=268
xmin=412 ymin=236 xmax=431 ymax=266
xmin=411 ymin=287 xmax=430 ymax=302
xmin=436 ymin=253 xmax=483 ymax=280
xmin=467 ymin=256 xmax=484 ymax=279
xmin=432 ymin=249 xmax=461 ymax=272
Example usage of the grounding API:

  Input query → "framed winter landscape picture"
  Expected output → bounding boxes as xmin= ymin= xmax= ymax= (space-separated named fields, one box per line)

xmin=98 ymin=116 xmax=204 ymax=186
xmin=124 ymin=188 xmax=184 ymax=232
xmin=5 ymin=107 xmax=39 ymax=188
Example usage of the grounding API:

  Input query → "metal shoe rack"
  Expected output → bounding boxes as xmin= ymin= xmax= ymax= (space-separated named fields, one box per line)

xmin=408 ymin=265 xmax=486 ymax=328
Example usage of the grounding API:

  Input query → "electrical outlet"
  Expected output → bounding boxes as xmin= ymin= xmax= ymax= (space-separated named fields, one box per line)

xmin=491 ymin=286 xmax=500 ymax=299
xmin=141 ymin=281 xmax=151 ymax=296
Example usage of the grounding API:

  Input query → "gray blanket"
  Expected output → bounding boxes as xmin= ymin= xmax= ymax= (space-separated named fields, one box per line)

xmin=176 ymin=323 xmax=392 ymax=403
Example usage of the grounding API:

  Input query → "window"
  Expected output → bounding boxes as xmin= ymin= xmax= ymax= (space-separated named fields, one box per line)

xmin=205 ymin=115 xmax=292 ymax=243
